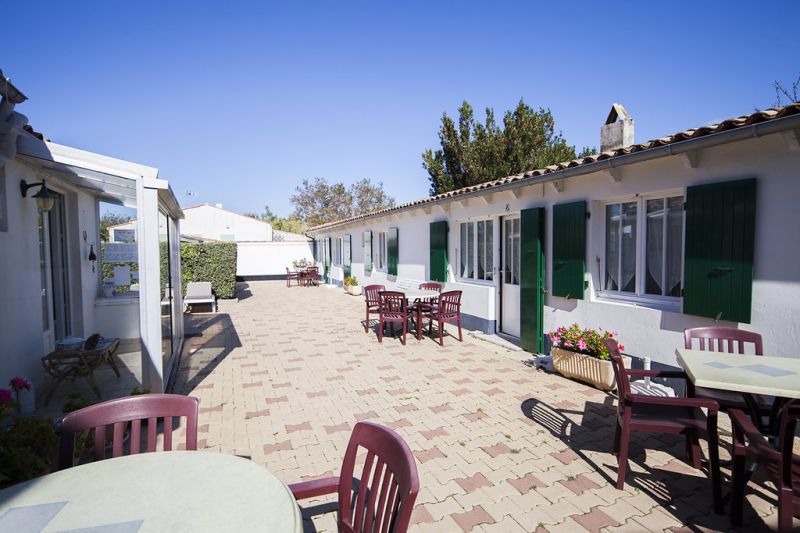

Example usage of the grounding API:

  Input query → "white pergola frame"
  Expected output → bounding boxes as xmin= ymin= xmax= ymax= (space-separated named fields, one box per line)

xmin=16 ymin=134 xmax=184 ymax=392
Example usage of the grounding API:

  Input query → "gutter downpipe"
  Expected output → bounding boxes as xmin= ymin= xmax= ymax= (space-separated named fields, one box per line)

xmin=308 ymin=113 xmax=800 ymax=233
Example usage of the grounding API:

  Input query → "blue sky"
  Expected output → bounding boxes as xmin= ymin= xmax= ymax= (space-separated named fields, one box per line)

xmin=5 ymin=1 xmax=799 ymax=218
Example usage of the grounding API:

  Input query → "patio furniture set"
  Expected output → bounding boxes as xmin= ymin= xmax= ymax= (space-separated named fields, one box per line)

xmin=363 ymin=282 xmax=463 ymax=346
xmin=607 ymin=326 xmax=800 ymax=531
xmin=0 ymin=394 xmax=420 ymax=533
xmin=285 ymin=266 xmax=321 ymax=287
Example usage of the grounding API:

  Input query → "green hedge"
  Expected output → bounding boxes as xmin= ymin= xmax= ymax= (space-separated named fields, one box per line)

xmin=160 ymin=242 xmax=238 ymax=300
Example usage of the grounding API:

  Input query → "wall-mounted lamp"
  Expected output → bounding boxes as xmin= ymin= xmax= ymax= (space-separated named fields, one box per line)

xmin=88 ymin=244 xmax=97 ymax=272
xmin=20 ymin=179 xmax=56 ymax=212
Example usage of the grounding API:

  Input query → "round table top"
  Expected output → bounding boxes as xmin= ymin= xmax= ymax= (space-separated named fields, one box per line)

xmin=0 ymin=451 xmax=302 ymax=533
xmin=397 ymin=288 xmax=440 ymax=299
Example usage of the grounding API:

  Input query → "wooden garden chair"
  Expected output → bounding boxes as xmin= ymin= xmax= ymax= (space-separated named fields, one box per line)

xmin=42 ymin=336 xmax=121 ymax=404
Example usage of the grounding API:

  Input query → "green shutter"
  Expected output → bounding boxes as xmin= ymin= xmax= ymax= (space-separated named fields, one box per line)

xmin=429 ymin=221 xmax=448 ymax=282
xmin=343 ymin=234 xmax=352 ymax=278
xmin=387 ymin=227 xmax=399 ymax=277
xmin=552 ymin=201 xmax=587 ymax=299
xmin=363 ymin=231 xmax=372 ymax=273
xmin=684 ymin=178 xmax=756 ymax=323
xmin=521 ymin=208 xmax=545 ymax=353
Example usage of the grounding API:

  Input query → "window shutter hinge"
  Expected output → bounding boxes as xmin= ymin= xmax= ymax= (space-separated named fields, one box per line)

xmin=683 ymin=202 xmax=687 ymax=211
xmin=585 ymin=212 xmax=591 ymax=219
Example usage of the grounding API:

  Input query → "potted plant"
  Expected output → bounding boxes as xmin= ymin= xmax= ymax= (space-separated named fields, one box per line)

xmin=344 ymin=276 xmax=361 ymax=296
xmin=548 ymin=324 xmax=630 ymax=391
xmin=0 ymin=388 xmax=58 ymax=488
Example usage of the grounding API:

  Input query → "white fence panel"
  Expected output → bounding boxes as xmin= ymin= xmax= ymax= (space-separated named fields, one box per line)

xmin=236 ymin=241 xmax=314 ymax=278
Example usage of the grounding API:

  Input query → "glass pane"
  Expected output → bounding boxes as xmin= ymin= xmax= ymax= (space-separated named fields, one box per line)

xmin=467 ymin=222 xmax=474 ymax=279
xmin=38 ymin=212 xmax=49 ymax=330
xmin=645 ymin=198 xmax=664 ymax=295
xmin=477 ymin=221 xmax=485 ymax=279
xmin=504 ymin=220 xmax=512 ymax=284
xmin=665 ymin=196 xmax=684 ymax=297
xmin=605 ymin=204 xmax=620 ymax=291
xmin=460 ymin=224 xmax=468 ymax=278
xmin=159 ymin=210 xmax=173 ymax=370
xmin=512 ymin=218 xmax=520 ymax=285
xmin=621 ymin=202 xmax=637 ymax=292
xmin=485 ymin=220 xmax=493 ymax=281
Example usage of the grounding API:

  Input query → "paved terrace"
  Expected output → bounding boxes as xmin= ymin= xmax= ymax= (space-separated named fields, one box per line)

xmin=172 ymin=281 xmax=780 ymax=532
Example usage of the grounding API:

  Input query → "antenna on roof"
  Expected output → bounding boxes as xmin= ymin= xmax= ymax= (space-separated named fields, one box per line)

xmin=186 ymin=190 xmax=197 ymax=197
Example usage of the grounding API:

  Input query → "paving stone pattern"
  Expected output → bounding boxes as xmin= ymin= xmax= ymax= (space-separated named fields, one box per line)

xmin=172 ymin=281 xmax=787 ymax=532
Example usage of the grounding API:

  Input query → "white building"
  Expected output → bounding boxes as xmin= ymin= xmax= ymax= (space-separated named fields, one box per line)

xmin=181 ymin=204 xmax=272 ymax=242
xmin=0 ymin=72 xmax=184 ymax=393
xmin=308 ymin=103 xmax=800 ymax=368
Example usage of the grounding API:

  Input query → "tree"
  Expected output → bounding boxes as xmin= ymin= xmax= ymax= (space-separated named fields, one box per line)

xmin=290 ymin=178 xmax=395 ymax=227
xmin=100 ymin=213 xmax=132 ymax=241
xmin=773 ymin=73 xmax=800 ymax=107
xmin=244 ymin=206 xmax=308 ymax=234
xmin=422 ymin=99 xmax=596 ymax=195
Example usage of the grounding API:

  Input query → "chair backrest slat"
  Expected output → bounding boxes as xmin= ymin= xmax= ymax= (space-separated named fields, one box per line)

xmin=684 ymin=327 xmax=763 ymax=356
xmin=604 ymin=339 xmax=631 ymax=407
xmin=337 ymin=422 xmax=419 ymax=533
xmin=59 ymin=394 xmax=199 ymax=470
xmin=364 ymin=285 xmax=386 ymax=307
xmin=379 ymin=291 xmax=407 ymax=315
xmin=419 ymin=282 xmax=443 ymax=293
xmin=438 ymin=291 xmax=462 ymax=317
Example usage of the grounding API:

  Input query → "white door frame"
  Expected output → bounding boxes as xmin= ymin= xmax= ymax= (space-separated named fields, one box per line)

xmin=500 ymin=214 xmax=521 ymax=338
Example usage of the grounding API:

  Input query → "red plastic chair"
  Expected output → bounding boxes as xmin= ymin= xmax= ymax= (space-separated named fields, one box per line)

xmin=684 ymin=327 xmax=770 ymax=412
xmin=289 ymin=421 xmax=420 ymax=533
xmin=378 ymin=291 xmax=411 ymax=345
xmin=427 ymin=290 xmax=462 ymax=346
xmin=363 ymin=285 xmax=386 ymax=333
xmin=605 ymin=339 xmax=722 ymax=512
xmin=730 ymin=404 xmax=800 ymax=531
xmin=305 ymin=266 xmax=321 ymax=287
xmin=286 ymin=267 xmax=300 ymax=287
xmin=59 ymin=394 xmax=199 ymax=470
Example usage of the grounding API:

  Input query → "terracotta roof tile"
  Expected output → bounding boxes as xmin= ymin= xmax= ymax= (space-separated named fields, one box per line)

xmin=308 ymin=102 xmax=800 ymax=231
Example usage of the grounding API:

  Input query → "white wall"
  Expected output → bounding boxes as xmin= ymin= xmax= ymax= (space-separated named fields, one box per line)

xmin=311 ymin=132 xmax=800 ymax=366
xmin=236 ymin=241 xmax=314 ymax=277
xmin=0 ymin=160 xmax=104 ymax=387
xmin=181 ymin=205 xmax=272 ymax=242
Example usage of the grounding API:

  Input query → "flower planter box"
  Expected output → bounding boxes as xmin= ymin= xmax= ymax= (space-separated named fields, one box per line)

xmin=345 ymin=285 xmax=362 ymax=296
xmin=551 ymin=347 xmax=630 ymax=391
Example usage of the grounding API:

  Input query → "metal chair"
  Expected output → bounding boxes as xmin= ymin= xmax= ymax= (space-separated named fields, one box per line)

xmin=59 ymin=394 xmax=199 ymax=470
xmin=605 ymin=338 xmax=722 ymax=513
xmin=288 ymin=422 xmax=420 ymax=533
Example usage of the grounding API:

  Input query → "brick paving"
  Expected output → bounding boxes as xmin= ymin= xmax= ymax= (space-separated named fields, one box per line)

xmin=172 ymin=281 xmax=787 ymax=532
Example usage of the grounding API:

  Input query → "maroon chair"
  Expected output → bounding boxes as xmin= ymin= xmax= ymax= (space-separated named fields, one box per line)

xmin=289 ymin=421 xmax=420 ymax=533
xmin=378 ymin=291 xmax=411 ymax=345
xmin=363 ymin=284 xmax=386 ymax=333
xmin=730 ymin=404 xmax=800 ymax=531
xmin=684 ymin=327 xmax=771 ymax=413
xmin=410 ymin=282 xmax=443 ymax=329
xmin=59 ymin=393 xmax=199 ymax=470
xmin=286 ymin=267 xmax=300 ymax=287
xmin=427 ymin=290 xmax=462 ymax=346
xmin=305 ymin=266 xmax=321 ymax=287
xmin=605 ymin=339 xmax=722 ymax=512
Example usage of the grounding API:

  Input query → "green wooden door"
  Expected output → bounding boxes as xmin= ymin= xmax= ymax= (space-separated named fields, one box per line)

xmin=429 ymin=221 xmax=448 ymax=282
xmin=387 ymin=227 xmax=399 ymax=276
xmin=552 ymin=201 xmax=586 ymax=299
xmin=520 ymin=207 xmax=545 ymax=353
xmin=343 ymin=234 xmax=352 ymax=279
xmin=363 ymin=231 xmax=372 ymax=273
xmin=684 ymin=178 xmax=756 ymax=323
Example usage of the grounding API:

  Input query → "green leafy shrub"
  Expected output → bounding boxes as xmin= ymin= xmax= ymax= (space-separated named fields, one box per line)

xmin=344 ymin=276 xmax=359 ymax=287
xmin=0 ymin=415 xmax=58 ymax=487
xmin=161 ymin=242 xmax=238 ymax=300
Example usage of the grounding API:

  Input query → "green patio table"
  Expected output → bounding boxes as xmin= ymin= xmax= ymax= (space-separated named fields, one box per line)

xmin=0 ymin=451 xmax=302 ymax=532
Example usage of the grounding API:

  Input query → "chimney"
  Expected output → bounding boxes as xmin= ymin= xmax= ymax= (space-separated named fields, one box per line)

xmin=600 ymin=103 xmax=634 ymax=152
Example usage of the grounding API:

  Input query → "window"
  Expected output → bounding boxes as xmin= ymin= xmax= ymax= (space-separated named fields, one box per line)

xmin=333 ymin=237 xmax=343 ymax=265
xmin=459 ymin=219 xmax=493 ymax=281
xmin=603 ymin=194 xmax=684 ymax=300
xmin=377 ymin=231 xmax=387 ymax=270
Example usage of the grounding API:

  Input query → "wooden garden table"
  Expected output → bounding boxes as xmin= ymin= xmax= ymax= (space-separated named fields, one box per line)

xmin=0 ymin=451 xmax=302 ymax=532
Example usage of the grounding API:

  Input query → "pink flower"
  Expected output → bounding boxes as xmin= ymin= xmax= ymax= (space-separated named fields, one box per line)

xmin=577 ymin=339 xmax=588 ymax=351
xmin=563 ymin=340 xmax=573 ymax=348
xmin=10 ymin=377 xmax=31 ymax=392
xmin=618 ymin=344 xmax=625 ymax=352
xmin=0 ymin=389 xmax=12 ymax=404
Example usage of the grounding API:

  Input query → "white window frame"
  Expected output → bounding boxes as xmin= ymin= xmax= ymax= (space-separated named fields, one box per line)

xmin=598 ymin=189 xmax=685 ymax=312
xmin=376 ymin=231 xmax=387 ymax=271
xmin=333 ymin=237 xmax=343 ymax=266
xmin=457 ymin=218 xmax=495 ymax=285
